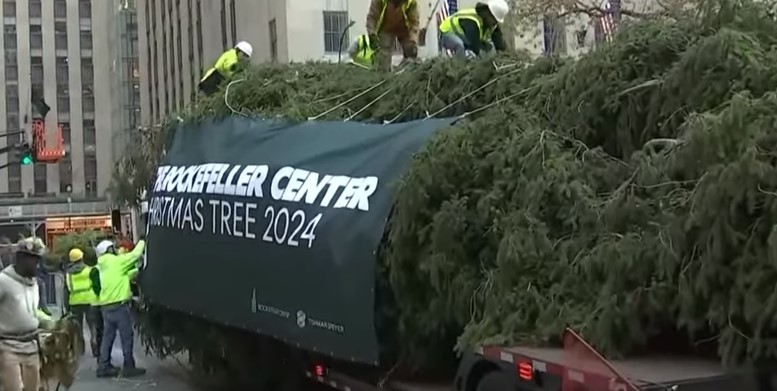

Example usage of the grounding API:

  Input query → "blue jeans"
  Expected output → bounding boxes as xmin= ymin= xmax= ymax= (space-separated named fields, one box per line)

xmin=98 ymin=303 xmax=135 ymax=370
xmin=440 ymin=32 xmax=468 ymax=58
xmin=440 ymin=32 xmax=494 ymax=58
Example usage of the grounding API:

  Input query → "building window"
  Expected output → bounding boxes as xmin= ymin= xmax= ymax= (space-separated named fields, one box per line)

xmin=2 ymin=1 xmax=14 ymax=18
xmin=6 ymin=114 xmax=17 ymax=129
xmin=59 ymin=156 xmax=72 ymax=193
xmin=79 ymin=0 xmax=91 ymax=19
xmin=80 ymin=30 xmax=92 ymax=50
xmin=56 ymin=56 xmax=68 ymax=82
xmin=169 ymin=14 xmax=176 ymax=109
xmin=55 ymin=21 xmax=67 ymax=50
xmin=4 ymin=24 xmax=16 ymax=49
xmin=220 ymin=0 xmax=227 ymax=49
xmin=196 ymin=0 xmax=203 ymax=75
xmin=34 ymin=165 xmax=46 ymax=195
xmin=31 ymin=84 xmax=43 ymax=114
xmin=83 ymin=85 xmax=94 ymax=112
xmin=29 ymin=0 xmax=41 ymax=18
xmin=57 ymin=80 xmax=69 ymax=113
xmin=59 ymin=122 xmax=72 ymax=194
xmin=6 ymin=113 xmax=19 ymax=193
xmin=8 ymin=165 xmax=20 ymax=192
xmin=5 ymin=64 xmax=16 ymax=81
xmin=269 ymin=19 xmax=277 ymax=63
xmin=84 ymin=156 xmax=97 ymax=197
xmin=31 ymin=56 xmax=43 ymax=83
xmin=5 ymin=84 xmax=18 ymax=112
xmin=176 ymin=1 xmax=182 ymax=71
xmin=323 ymin=11 xmax=349 ymax=54
xmin=29 ymin=25 xmax=42 ymax=49
xmin=54 ymin=0 xmax=66 ymax=18
xmin=83 ymin=118 xmax=95 ymax=148
xmin=81 ymin=57 xmax=93 ymax=83
xmin=57 ymin=94 xmax=69 ymax=113
xmin=60 ymin=121 xmax=71 ymax=146
xmin=229 ymin=0 xmax=236 ymax=46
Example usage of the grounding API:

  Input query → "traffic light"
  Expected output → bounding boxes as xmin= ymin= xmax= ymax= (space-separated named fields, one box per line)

xmin=19 ymin=143 xmax=33 ymax=165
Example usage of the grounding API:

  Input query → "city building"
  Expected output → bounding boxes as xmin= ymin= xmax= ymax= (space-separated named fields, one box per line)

xmin=0 ymin=0 xmax=139 ymax=238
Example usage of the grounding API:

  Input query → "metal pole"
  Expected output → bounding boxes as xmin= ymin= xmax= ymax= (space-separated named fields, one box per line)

xmin=338 ymin=20 xmax=356 ymax=64
xmin=0 ymin=130 xmax=26 ymax=139
xmin=0 ymin=162 xmax=21 ymax=170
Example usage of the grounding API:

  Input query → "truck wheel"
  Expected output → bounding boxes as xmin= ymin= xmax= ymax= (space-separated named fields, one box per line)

xmin=476 ymin=370 xmax=514 ymax=391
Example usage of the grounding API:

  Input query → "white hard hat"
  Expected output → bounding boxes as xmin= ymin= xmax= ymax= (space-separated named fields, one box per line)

xmin=95 ymin=240 xmax=114 ymax=257
xmin=235 ymin=41 xmax=253 ymax=57
xmin=487 ymin=0 xmax=509 ymax=23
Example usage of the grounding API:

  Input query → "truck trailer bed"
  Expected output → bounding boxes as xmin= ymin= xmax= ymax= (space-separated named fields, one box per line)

xmin=307 ymin=344 xmax=747 ymax=391
xmin=504 ymin=345 xmax=727 ymax=386
xmin=489 ymin=344 xmax=749 ymax=390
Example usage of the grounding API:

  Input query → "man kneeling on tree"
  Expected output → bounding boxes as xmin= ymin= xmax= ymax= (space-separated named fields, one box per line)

xmin=366 ymin=0 xmax=420 ymax=71
xmin=198 ymin=41 xmax=253 ymax=96
xmin=439 ymin=0 xmax=509 ymax=59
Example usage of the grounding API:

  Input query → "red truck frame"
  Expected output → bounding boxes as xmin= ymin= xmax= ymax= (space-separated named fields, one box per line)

xmin=304 ymin=328 xmax=763 ymax=391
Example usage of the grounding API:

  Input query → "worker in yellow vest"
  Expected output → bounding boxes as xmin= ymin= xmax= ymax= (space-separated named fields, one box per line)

xmin=94 ymin=238 xmax=146 ymax=379
xmin=346 ymin=34 xmax=379 ymax=69
xmin=198 ymin=41 xmax=253 ymax=96
xmin=366 ymin=0 xmax=420 ymax=71
xmin=64 ymin=248 xmax=103 ymax=359
xmin=439 ymin=0 xmax=509 ymax=59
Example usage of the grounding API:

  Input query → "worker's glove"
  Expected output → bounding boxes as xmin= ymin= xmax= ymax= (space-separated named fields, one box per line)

xmin=465 ymin=50 xmax=477 ymax=59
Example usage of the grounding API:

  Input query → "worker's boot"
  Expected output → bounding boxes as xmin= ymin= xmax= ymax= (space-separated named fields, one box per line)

xmin=96 ymin=365 xmax=120 ymax=378
xmin=121 ymin=366 xmax=147 ymax=378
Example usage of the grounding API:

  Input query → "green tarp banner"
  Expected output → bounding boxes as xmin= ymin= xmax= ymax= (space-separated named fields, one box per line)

xmin=140 ymin=116 xmax=453 ymax=364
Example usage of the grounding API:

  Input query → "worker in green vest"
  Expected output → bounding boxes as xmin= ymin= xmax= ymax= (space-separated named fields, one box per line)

xmin=439 ymin=0 xmax=509 ymax=59
xmin=366 ymin=0 xmax=420 ymax=71
xmin=346 ymin=34 xmax=379 ymax=69
xmin=64 ymin=248 xmax=103 ymax=359
xmin=94 ymin=238 xmax=146 ymax=379
xmin=198 ymin=41 xmax=253 ymax=96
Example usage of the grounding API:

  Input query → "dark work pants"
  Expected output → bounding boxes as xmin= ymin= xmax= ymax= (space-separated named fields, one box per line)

xmin=98 ymin=303 xmax=135 ymax=370
xmin=70 ymin=304 xmax=103 ymax=358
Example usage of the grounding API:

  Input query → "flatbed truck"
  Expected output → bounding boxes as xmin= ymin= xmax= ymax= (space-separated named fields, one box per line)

xmin=303 ymin=328 xmax=769 ymax=391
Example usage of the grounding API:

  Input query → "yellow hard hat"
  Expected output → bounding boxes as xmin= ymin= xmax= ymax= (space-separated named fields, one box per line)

xmin=68 ymin=248 xmax=84 ymax=262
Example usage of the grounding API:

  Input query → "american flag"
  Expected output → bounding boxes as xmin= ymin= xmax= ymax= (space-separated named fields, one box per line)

xmin=436 ymin=0 xmax=457 ymax=55
xmin=597 ymin=0 xmax=620 ymax=43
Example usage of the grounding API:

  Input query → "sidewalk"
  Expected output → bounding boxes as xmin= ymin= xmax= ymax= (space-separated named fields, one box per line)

xmin=44 ymin=305 xmax=196 ymax=391
xmin=65 ymin=347 xmax=195 ymax=391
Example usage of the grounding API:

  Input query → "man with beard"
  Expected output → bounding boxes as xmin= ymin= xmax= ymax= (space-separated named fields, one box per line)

xmin=0 ymin=237 xmax=55 ymax=391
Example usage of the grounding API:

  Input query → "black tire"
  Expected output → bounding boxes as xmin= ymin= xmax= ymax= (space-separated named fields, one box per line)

xmin=476 ymin=370 xmax=514 ymax=391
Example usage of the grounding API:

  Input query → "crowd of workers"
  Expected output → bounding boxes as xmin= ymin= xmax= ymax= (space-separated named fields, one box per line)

xmin=348 ymin=0 xmax=509 ymax=69
xmin=198 ymin=0 xmax=510 ymax=95
xmin=0 ymin=234 xmax=146 ymax=391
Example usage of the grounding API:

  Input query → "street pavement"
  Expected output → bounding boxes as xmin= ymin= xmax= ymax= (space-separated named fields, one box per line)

xmin=59 ymin=343 xmax=196 ymax=391
xmin=43 ymin=306 xmax=196 ymax=391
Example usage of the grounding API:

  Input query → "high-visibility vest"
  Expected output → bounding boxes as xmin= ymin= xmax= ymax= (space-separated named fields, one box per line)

xmin=439 ymin=8 xmax=496 ymax=43
xmin=200 ymin=48 xmax=240 ymax=83
xmin=95 ymin=241 xmax=146 ymax=306
xmin=66 ymin=266 xmax=97 ymax=306
xmin=375 ymin=0 xmax=416 ymax=33
xmin=353 ymin=35 xmax=376 ymax=68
